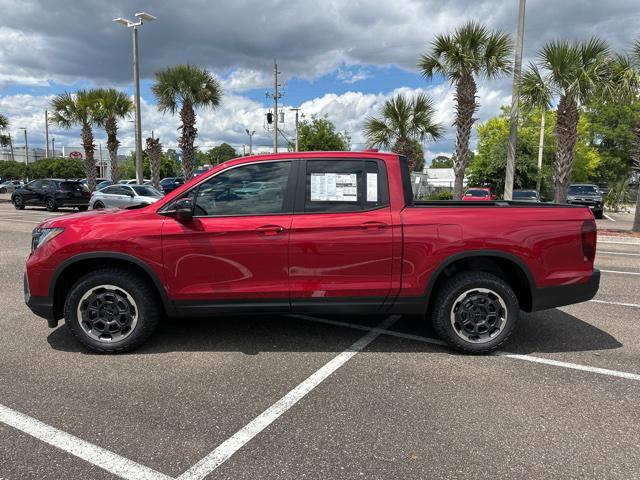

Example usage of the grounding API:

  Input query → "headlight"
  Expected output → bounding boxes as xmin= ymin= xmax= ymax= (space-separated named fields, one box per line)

xmin=31 ymin=227 xmax=64 ymax=252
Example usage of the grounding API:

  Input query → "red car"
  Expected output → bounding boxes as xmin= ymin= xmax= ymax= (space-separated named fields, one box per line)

xmin=24 ymin=152 xmax=599 ymax=354
xmin=463 ymin=187 xmax=497 ymax=201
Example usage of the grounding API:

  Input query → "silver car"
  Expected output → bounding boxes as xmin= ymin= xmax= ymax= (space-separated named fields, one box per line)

xmin=90 ymin=184 xmax=163 ymax=210
xmin=0 ymin=180 xmax=24 ymax=193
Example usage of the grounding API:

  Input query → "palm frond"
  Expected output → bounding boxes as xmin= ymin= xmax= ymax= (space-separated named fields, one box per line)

xmin=519 ymin=63 xmax=553 ymax=111
xmin=152 ymin=64 xmax=223 ymax=114
xmin=0 ymin=113 xmax=8 ymax=130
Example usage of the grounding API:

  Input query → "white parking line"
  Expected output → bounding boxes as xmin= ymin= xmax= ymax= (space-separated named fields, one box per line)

xmin=601 ymin=269 xmax=640 ymax=276
xmin=177 ymin=315 xmax=400 ymax=480
xmin=590 ymin=299 xmax=640 ymax=308
xmin=598 ymin=251 xmax=640 ymax=257
xmin=603 ymin=214 xmax=615 ymax=222
xmin=599 ymin=240 xmax=640 ymax=246
xmin=0 ymin=403 xmax=171 ymax=480
xmin=293 ymin=315 xmax=640 ymax=382
xmin=0 ymin=217 xmax=42 ymax=224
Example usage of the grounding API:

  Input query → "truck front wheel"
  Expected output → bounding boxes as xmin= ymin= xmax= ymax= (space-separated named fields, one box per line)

xmin=431 ymin=271 xmax=518 ymax=354
xmin=63 ymin=268 xmax=160 ymax=353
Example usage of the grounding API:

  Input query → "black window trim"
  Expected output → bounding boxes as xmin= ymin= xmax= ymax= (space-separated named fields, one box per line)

xmin=159 ymin=159 xmax=299 ymax=218
xmin=293 ymin=157 xmax=390 ymax=215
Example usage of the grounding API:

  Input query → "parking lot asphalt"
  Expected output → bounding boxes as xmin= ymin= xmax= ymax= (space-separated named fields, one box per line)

xmin=1 ymin=202 xmax=639 ymax=479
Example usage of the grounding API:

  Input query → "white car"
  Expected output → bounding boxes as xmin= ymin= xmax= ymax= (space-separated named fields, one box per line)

xmin=0 ymin=180 xmax=24 ymax=193
xmin=90 ymin=184 xmax=163 ymax=210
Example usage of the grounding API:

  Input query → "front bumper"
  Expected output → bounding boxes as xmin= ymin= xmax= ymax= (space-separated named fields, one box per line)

xmin=24 ymin=273 xmax=58 ymax=327
xmin=529 ymin=269 xmax=601 ymax=312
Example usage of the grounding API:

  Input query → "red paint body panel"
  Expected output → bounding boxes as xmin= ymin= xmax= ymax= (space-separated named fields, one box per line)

xmin=25 ymin=151 xmax=597 ymax=314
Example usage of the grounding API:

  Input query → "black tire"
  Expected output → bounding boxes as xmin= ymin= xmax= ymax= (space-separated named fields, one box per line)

xmin=63 ymin=268 xmax=160 ymax=353
xmin=594 ymin=210 xmax=603 ymax=219
xmin=93 ymin=201 xmax=105 ymax=210
xmin=13 ymin=195 xmax=25 ymax=210
xmin=431 ymin=271 xmax=518 ymax=354
xmin=45 ymin=197 xmax=57 ymax=212
xmin=78 ymin=205 xmax=88 ymax=211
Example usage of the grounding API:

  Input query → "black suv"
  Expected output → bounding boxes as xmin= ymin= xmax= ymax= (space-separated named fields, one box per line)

xmin=159 ymin=177 xmax=185 ymax=194
xmin=566 ymin=184 xmax=604 ymax=219
xmin=12 ymin=179 xmax=90 ymax=212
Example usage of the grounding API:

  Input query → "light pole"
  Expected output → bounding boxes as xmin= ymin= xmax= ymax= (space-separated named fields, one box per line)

xmin=504 ymin=0 xmax=526 ymax=200
xmin=44 ymin=110 xmax=50 ymax=158
xmin=113 ymin=11 xmax=156 ymax=184
xmin=245 ymin=129 xmax=255 ymax=155
xmin=290 ymin=108 xmax=300 ymax=152
xmin=20 ymin=127 xmax=28 ymax=179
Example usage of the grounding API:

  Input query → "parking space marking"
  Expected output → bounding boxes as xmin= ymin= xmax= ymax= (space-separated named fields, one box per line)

xmin=599 ymin=240 xmax=640 ymax=246
xmin=590 ymin=299 xmax=640 ymax=308
xmin=0 ymin=217 xmax=43 ymax=224
xmin=291 ymin=315 xmax=640 ymax=383
xmin=0 ymin=403 xmax=172 ymax=480
xmin=601 ymin=269 xmax=640 ymax=276
xmin=177 ymin=315 xmax=400 ymax=480
xmin=599 ymin=251 xmax=640 ymax=257
xmin=603 ymin=214 xmax=615 ymax=222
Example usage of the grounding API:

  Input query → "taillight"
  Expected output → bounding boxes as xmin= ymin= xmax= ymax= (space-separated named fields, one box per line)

xmin=581 ymin=220 xmax=597 ymax=262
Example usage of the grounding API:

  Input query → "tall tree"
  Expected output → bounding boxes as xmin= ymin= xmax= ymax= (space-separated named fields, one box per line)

xmin=95 ymin=88 xmax=133 ymax=184
xmin=519 ymin=64 xmax=554 ymax=192
xmin=50 ymin=90 xmax=100 ymax=191
xmin=295 ymin=115 xmax=350 ymax=151
xmin=419 ymin=21 xmax=513 ymax=198
xmin=145 ymin=137 xmax=162 ymax=189
xmin=0 ymin=113 xmax=10 ymax=148
xmin=364 ymin=93 xmax=443 ymax=172
xmin=535 ymin=38 xmax=612 ymax=202
xmin=152 ymin=64 xmax=222 ymax=180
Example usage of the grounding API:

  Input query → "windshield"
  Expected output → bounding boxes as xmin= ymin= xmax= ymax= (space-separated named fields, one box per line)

xmin=131 ymin=185 xmax=162 ymax=197
xmin=513 ymin=190 xmax=537 ymax=199
xmin=568 ymin=185 xmax=598 ymax=195
xmin=465 ymin=189 xmax=489 ymax=197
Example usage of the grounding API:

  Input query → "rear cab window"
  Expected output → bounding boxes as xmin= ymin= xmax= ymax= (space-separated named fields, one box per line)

xmin=300 ymin=159 xmax=389 ymax=213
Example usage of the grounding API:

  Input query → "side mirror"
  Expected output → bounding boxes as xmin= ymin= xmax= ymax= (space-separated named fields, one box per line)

xmin=165 ymin=198 xmax=193 ymax=222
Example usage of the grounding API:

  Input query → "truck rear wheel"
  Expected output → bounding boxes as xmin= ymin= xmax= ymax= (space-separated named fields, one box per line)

xmin=431 ymin=271 xmax=518 ymax=354
xmin=63 ymin=268 xmax=160 ymax=353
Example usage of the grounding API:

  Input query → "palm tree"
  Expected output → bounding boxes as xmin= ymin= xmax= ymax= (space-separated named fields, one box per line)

xmin=151 ymin=64 xmax=222 ymax=179
xmin=364 ymin=93 xmax=443 ymax=171
xmin=95 ymin=88 xmax=133 ymax=183
xmin=419 ymin=21 xmax=513 ymax=199
xmin=0 ymin=113 xmax=10 ymax=149
xmin=519 ymin=64 xmax=553 ymax=192
xmin=50 ymin=90 xmax=100 ymax=191
xmin=146 ymin=136 xmax=162 ymax=189
xmin=536 ymin=38 xmax=612 ymax=203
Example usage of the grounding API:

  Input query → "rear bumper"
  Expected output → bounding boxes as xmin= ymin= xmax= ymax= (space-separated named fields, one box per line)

xmin=529 ymin=269 xmax=600 ymax=312
xmin=24 ymin=273 xmax=58 ymax=327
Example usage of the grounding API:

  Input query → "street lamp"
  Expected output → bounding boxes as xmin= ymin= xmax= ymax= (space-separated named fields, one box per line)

xmin=113 ymin=11 xmax=156 ymax=184
xmin=245 ymin=129 xmax=255 ymax=155
xmin=19 ymin=127 xmax=28 ymax=180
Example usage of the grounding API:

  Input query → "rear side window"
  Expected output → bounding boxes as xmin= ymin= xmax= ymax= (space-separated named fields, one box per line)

xmin=303 ymin=159 xmax=388 ymax=213
xmin=193 ymin=161 xmax=292 ymax=216
xmin=60 ymin=182 xmax=84 ymax=192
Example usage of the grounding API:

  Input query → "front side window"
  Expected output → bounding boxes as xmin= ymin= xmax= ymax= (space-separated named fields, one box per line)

xmin=192 ymin=161 xmax=291 ymax=216
xmin=304 ymin=159 xmax=388 ymax=213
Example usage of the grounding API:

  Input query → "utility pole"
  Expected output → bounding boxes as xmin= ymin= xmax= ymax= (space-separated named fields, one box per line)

xmin=291 ymin=108 xmax=300 ymax=152
xmin=44 ymin=110 xmax=50 ymax=158
xmin=51 ymin=138 xmax=55 ymax=157
xmin=8 ymin=133 xmax=14 ymax=162
xmin=273 ymin=61 xmax=279 ymax=153
xmin=245 ymin=129 xmax=255 ymax=155
xmin=504 ymin=0 xmax=526 ymax=200
xmin=20 ymin=128 xmax=28 ymax=179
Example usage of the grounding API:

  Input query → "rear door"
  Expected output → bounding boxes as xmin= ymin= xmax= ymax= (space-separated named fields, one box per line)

xmin=161 ymin=160 xmax=297 ymax=307
xmin=289 ymin=158 xmax=393 ymax=312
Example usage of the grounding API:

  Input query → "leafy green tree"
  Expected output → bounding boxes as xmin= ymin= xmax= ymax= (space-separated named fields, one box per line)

xmin=419 ymin=21 xmax=513 ymax=199
xmin=50 ymin=90 xmax=101 ymax=191
xmin=0 ymin=160 xmax=27 ymax=179
xmin=25 ymin=158 xmax=85 ymax=179
xmin=533 ymin=38 xmax=612 ymax=202
xmin=94 ymin=88 xmax=133 ymax=183
xmin=119 ymin=151 xmax=178 ymax=180
xmin=152 ymin=64 xmax=223 ymax=180
xmin=295 ymin=115 xmax=350 ymax=151
xmin=197 ymin=143 xmax=238 ymax=166
xmin=364 ymin=93 xmax=442 ymax=172
xmin=430 ymin=155 xmax=452 ymax=168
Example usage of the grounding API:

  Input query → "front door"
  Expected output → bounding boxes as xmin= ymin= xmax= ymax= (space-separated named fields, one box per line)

xmin=162 ymin=160 xmax=296 ymax=311
xmin=289 ymin=158 xmax=394 ymax=312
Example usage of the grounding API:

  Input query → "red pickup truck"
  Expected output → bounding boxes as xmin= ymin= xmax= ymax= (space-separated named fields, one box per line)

xmin=24 ymin=151 xmax=600 ymax=354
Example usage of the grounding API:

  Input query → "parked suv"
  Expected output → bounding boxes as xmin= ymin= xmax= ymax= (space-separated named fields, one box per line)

xmin=566 ymin=184 xmax=603 ymax=219
xmin=12 ymin=179 xmax=90 ymax=211
xmin=24 ymin=152 xmax=599 ymax=354
xmin=160 ymin=177 xmax=185 ymax=194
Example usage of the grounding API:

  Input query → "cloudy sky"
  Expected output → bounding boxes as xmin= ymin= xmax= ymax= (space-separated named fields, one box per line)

xmin=1 ymin=0 xmax=638 ymax=162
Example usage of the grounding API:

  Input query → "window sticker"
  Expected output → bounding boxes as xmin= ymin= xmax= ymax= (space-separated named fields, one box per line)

xmin=366 ymin=173 xmax=378 ymax=202
xmin=310 ymin=173 xmax=357 ymax=201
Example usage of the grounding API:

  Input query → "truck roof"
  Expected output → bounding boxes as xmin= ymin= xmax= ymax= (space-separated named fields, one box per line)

xmin=231 ymin=151 xmax=400 ymax=163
